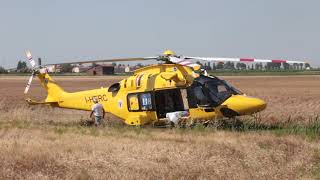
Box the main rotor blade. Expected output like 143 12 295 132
45 57 158 66
185 57 306 64
169 56 201 70
24 74 34 94
26 50 36 68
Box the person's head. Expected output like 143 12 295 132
93 97 99 103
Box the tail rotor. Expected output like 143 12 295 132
26 50 36 69
24 50 37 95
24 72 34 94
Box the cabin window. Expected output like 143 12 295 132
128 94 139 111
140 93 152 110
127 92 154 111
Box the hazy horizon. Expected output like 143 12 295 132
0 0 319 68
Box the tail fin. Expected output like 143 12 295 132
37 72 66 102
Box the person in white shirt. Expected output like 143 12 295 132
90 97 105 127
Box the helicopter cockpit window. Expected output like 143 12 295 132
206 81 232 101
187 75 242 108
222 80 243 95
217 85 227 93
194 86 211 106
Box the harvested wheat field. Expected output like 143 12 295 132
0 75 320 179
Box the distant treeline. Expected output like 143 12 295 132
1 60 318 75
197 61 311 71
207 69 320 76
0 66 7 74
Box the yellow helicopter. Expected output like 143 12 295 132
24 50 305 126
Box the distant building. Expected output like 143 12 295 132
86 64 114 75
72 66 88 73
46 65 58 73
125 66 130 73
72 66 80 73
114 65 139 74
114 65 126 74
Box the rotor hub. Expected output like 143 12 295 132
163 50 176 56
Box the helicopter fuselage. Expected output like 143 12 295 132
34 64 266 126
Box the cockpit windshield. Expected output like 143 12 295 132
204 78 242 103
187 75 242 108
221 80 243 95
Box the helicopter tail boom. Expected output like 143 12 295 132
37 72 66 103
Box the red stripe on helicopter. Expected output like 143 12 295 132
272 60 286 63
240 58 254 62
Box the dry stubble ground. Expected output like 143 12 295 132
0 75 320 179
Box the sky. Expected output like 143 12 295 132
0 0 319 68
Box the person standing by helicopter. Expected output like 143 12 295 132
90 97 105 127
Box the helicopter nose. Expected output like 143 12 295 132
221 95 267 116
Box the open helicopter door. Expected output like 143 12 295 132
154 89 188 119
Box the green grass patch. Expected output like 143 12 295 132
54 126 67 135
226 119 320 140
89 127 100 136
312 149 320 179
1 114 319 140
